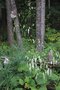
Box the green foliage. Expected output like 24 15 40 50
46 27 60 42
56 83 60 90
0 43 60 90
46 73 60 85
45 27 60 52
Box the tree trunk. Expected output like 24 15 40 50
0 7 2 18
0 7 2 40
36 0 41 51
36 0 45 51
6 0 14 46
40 0 45 50
48 0 50 9
10 0 22 48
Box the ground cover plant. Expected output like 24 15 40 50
0 42 60 90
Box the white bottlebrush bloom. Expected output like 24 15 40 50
56 52 59 57
23 25 25 28
56 60 57 64
39 58 42 63
4 58 9 64
50 61 53 64
31 59 34 68
28 28 30 35
35 73 39 80
45 64 48 69
46 68 52 75
5 57 9 64
1 56 9 64
25 55 29 60
34 57 37 63
29 63 32 71
32 39 35 44
43 72 45 79
32 57 37 68
31 7 34 9
34 57 37 61
32 24 34 26
28 27 30 35
46 68 50 75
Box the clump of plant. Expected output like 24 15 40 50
0 43 60 90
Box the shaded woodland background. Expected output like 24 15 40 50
0 0 60 90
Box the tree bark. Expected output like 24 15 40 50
40 0 45 50
36 0 41 51
10 0 22 48
36 0 45 51
48 0 50 9
0 7 2 41
6 0 14 46
0 7 2 18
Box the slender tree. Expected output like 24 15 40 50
0 7 2 18
36 0 45 51
40 0 45 50
10 0 22 48
48 0 50 9
0 7 2 41
6 0 14 46
36 0 41 51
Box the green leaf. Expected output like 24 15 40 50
25 77 30 83
30 87 37 90
11 76 18 86
19 79 24 85
29 79 35 87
